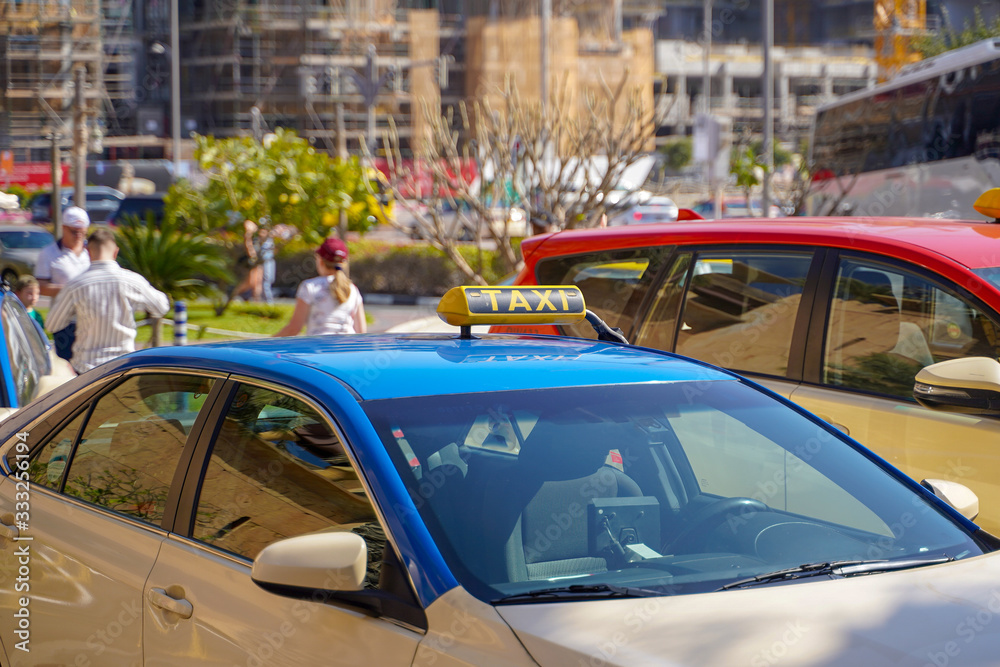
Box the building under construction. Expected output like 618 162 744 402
0 0 660 168
0 0 130 163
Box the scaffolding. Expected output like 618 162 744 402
180 1 455 154
0 0 130 161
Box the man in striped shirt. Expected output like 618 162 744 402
46 227 170 374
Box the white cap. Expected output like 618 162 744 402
63 206 91 229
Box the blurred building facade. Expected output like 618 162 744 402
1 0 997 167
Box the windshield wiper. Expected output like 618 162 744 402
493 583 665 605
718 556 953 591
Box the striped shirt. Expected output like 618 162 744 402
46 260 170 373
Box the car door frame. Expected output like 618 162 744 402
798 248 1000 393
0 367 228 665
166 374 429 631
627 242 829 386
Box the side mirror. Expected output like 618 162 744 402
251 531 367 594
922 478 980 522
913 357 1000 414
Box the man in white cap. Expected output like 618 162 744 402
36 206 92 297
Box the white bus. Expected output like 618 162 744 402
809 38 1000 219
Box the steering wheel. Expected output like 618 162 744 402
662 497 768 554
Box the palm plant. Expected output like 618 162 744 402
115 213 231 345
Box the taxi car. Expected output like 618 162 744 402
501 190 1000 537
2 287 1000 666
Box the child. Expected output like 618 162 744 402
13 275 44 328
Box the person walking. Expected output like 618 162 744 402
258 225 276 304
230 218 262 301
274 236 366 336
46 227 169 374
36 206 93 360
35 206 91 297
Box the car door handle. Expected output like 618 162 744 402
147 588 193 619
817 417 850 436
0 520 18 541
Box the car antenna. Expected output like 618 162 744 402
584 311 629 344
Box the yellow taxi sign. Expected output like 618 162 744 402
974 188 1000 221
437 286 586 326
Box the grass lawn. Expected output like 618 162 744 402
137 301 296 344
38 301 296 345
38 300 375 345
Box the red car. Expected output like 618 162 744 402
500 207 1000 535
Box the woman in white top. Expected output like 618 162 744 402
274 236 367 336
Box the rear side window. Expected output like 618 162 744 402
535 246 672 339
672 252 813 377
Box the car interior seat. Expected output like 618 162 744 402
480 420 648 583
846 268 933 367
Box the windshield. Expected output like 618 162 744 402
0 230 54 249
972 267 1000 292
363 381 984 602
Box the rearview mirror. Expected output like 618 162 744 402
922 478 979 522
251 531 367 593
913 357 1000 415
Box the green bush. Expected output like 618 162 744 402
4 185 31 209
273 240 507 297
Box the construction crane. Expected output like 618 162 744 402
874 0 926 81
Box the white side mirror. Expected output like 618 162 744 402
922 478 980 522
914 357 1000 414
252 531 367 593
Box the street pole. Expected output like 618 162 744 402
73 66 86 210
541 0 550 111
336 102 348 241
762 0 774 217
366 44 377 157
50 133 62 236
170 0 181 178
702 0 717 219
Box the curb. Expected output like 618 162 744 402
362 293 440 307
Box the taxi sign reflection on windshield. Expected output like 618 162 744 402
437 286 586 327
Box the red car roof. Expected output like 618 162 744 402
521 217 1000 271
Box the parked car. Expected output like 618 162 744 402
693 197 784 219
0 285 997 666
607 198 680 226
106 192 166 226
501 189 1000 537
30 186 125 224
0 225 55 285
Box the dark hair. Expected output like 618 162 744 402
87 226 117 250
13 275 38 292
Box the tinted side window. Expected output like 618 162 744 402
27 411 87 491
192 385 381 584
674 252 813 376
535 246 673 339
61 374 214 525
634 253 692 351
824 259 1000 398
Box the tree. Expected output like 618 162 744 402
913 8 1000 58
730 143 761 213
183 129 387 245
115 213 231 345
163 128 387 314
376 75 660 283
659 137 693 173
728 136 796 215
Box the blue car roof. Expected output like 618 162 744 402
120 333 734 400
